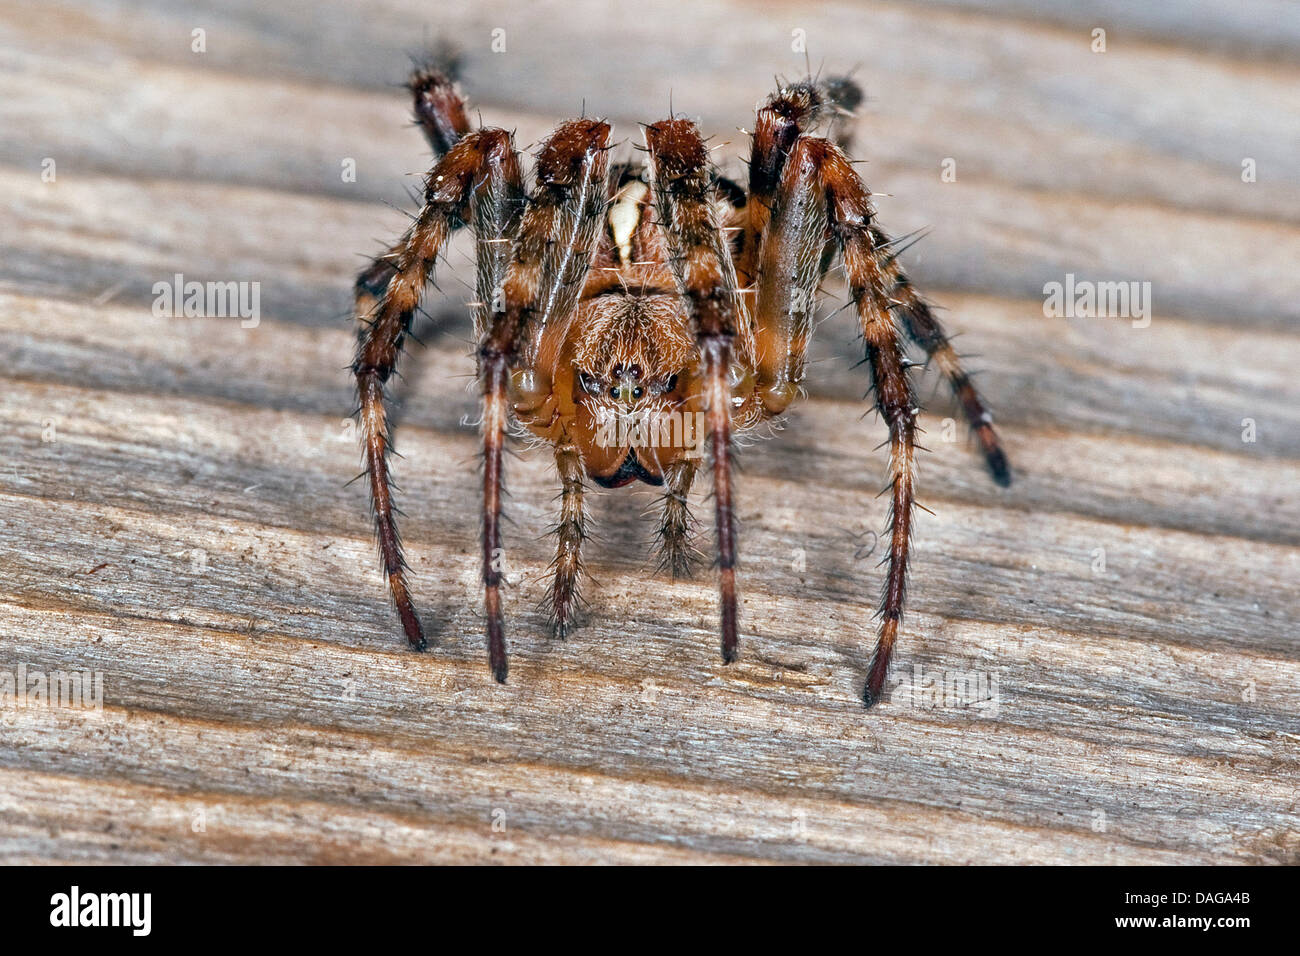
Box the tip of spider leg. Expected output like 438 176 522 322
403 625 428 651
399 607 427 652
987 449 1013 487
864 646 891 707
492 661 509 683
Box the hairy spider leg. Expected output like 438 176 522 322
745 80 1012 704
869 225 1012 486
645 119 746 664
749 115 828 419
655 458 700 579
736 77 859 290
410 67 473 156
549 441 586 639
355 69 475 315
353 128 526 653
482 119 611 678
776 136 922 706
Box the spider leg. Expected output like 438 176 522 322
655 459 699 578
871 225 1012 486
549 441 585 639
481 119 612 680
353 128 524 651
645 119 744 663
749 125 829 418
355 68 475 315
409 67 472 156
736 77 862 289
761 135 923 706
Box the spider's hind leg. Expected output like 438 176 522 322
355 67 476 312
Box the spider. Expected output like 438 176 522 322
351 65 1011 707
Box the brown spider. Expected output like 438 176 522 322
352 66 1011 706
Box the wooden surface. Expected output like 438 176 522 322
1 0 1298 864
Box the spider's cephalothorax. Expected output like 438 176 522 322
352 67 1011 706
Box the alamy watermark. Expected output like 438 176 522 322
152 272 260 328
50 886 150 936
1043 273 1151 328
594 407 707 459
890 663 999 718
1 663 103 717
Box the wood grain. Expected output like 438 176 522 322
0 0 1297 864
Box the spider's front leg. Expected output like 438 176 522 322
481 119 611 679
645 120 746 663
748 127 922 704
776 137 925 706
747 81 1012 704
352 126 524 651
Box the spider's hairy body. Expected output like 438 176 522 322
351 65 1012 706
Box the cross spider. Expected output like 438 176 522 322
351 65 1011 706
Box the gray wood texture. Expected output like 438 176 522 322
0 0 1297 864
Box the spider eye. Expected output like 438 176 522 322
659 373 679 393
578 371 603 395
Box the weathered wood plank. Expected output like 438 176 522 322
2 286 1297 861
0 0 1297 864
